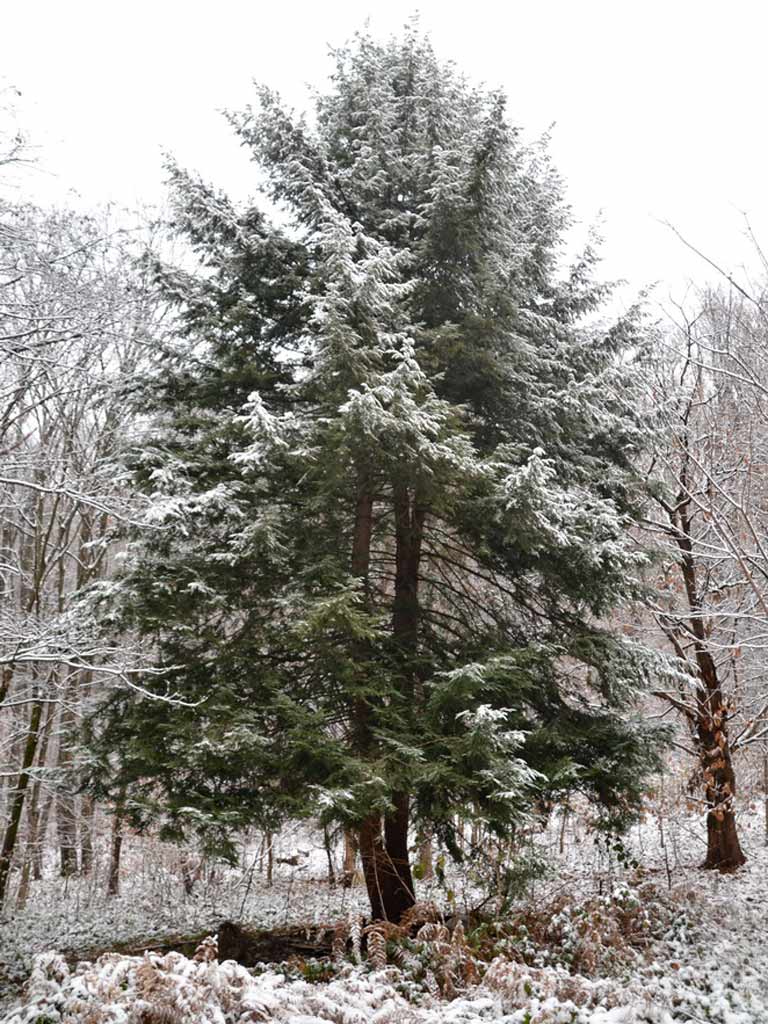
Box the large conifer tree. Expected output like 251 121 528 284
91 25 664 922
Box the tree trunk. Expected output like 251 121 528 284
419 836 434 880
358 814 386 921
668 493 746 871
80 795 95 876
107 803 124 897
350 484 385 917
77 666 95 876
33 792 54 880
350 485 375 759
691 640 745 871
16 856 31 910
377 482 425 920
358 800 416 923
0 698 43 904
558 806 568 856
349 478 419 922
355 483 426 923
258 831 275 887
384 791 415 916
392 483 424 654
342 829 359 887
0 666 12 707
322 824 336 886
699 708 745 870
18 702 55 901
180 853 202 896
703 805 744 870
56 696 79 877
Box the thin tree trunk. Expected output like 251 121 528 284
77 666 95 876
0 698 43 904
323 824 336 886
180 853 202 896
258 830 275 886
342 829 358 887
558 806 568 856
0 667 13 831
33 792 54 880
392 482 424 653
471 818 482 849
18 702 55 901
16 856 31 909
0 666 12 707
419 836 434 880
80 795 95 876
350 485 375 753
106 802 124 897
56 695 79 877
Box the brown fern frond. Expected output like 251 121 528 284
366 927 388 969
135 1007 184 1024
332 919 349 963
364 920 403 941
192 935 218 963
399 899 441 932
350 913 363 963
415 922 450 945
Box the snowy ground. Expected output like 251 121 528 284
2 809 767 1022
0 828 372 999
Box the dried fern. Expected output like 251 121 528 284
346 913 364 964
192 935 218 963
332 919 349 964
399 899 441 933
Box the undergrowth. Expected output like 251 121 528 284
0 877 704 1023
324 878 693 997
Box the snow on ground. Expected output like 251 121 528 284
2 810 768 1022
1 948 639 1024
0 826 370 1005
0 858 370 1000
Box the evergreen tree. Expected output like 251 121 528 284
89 24 666 922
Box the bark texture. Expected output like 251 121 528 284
667 474 746 871
0 698 43 904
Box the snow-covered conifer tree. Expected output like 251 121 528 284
89 24 666 922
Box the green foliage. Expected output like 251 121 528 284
87 23 666 867
593 831 642 872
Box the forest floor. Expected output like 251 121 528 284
1 808 767 1022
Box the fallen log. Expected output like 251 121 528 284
70 920 335 969
217 920 334 965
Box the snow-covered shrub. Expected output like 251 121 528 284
3 938 422 1024
479 879 689 976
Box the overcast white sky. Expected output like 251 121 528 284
4 0 768 306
